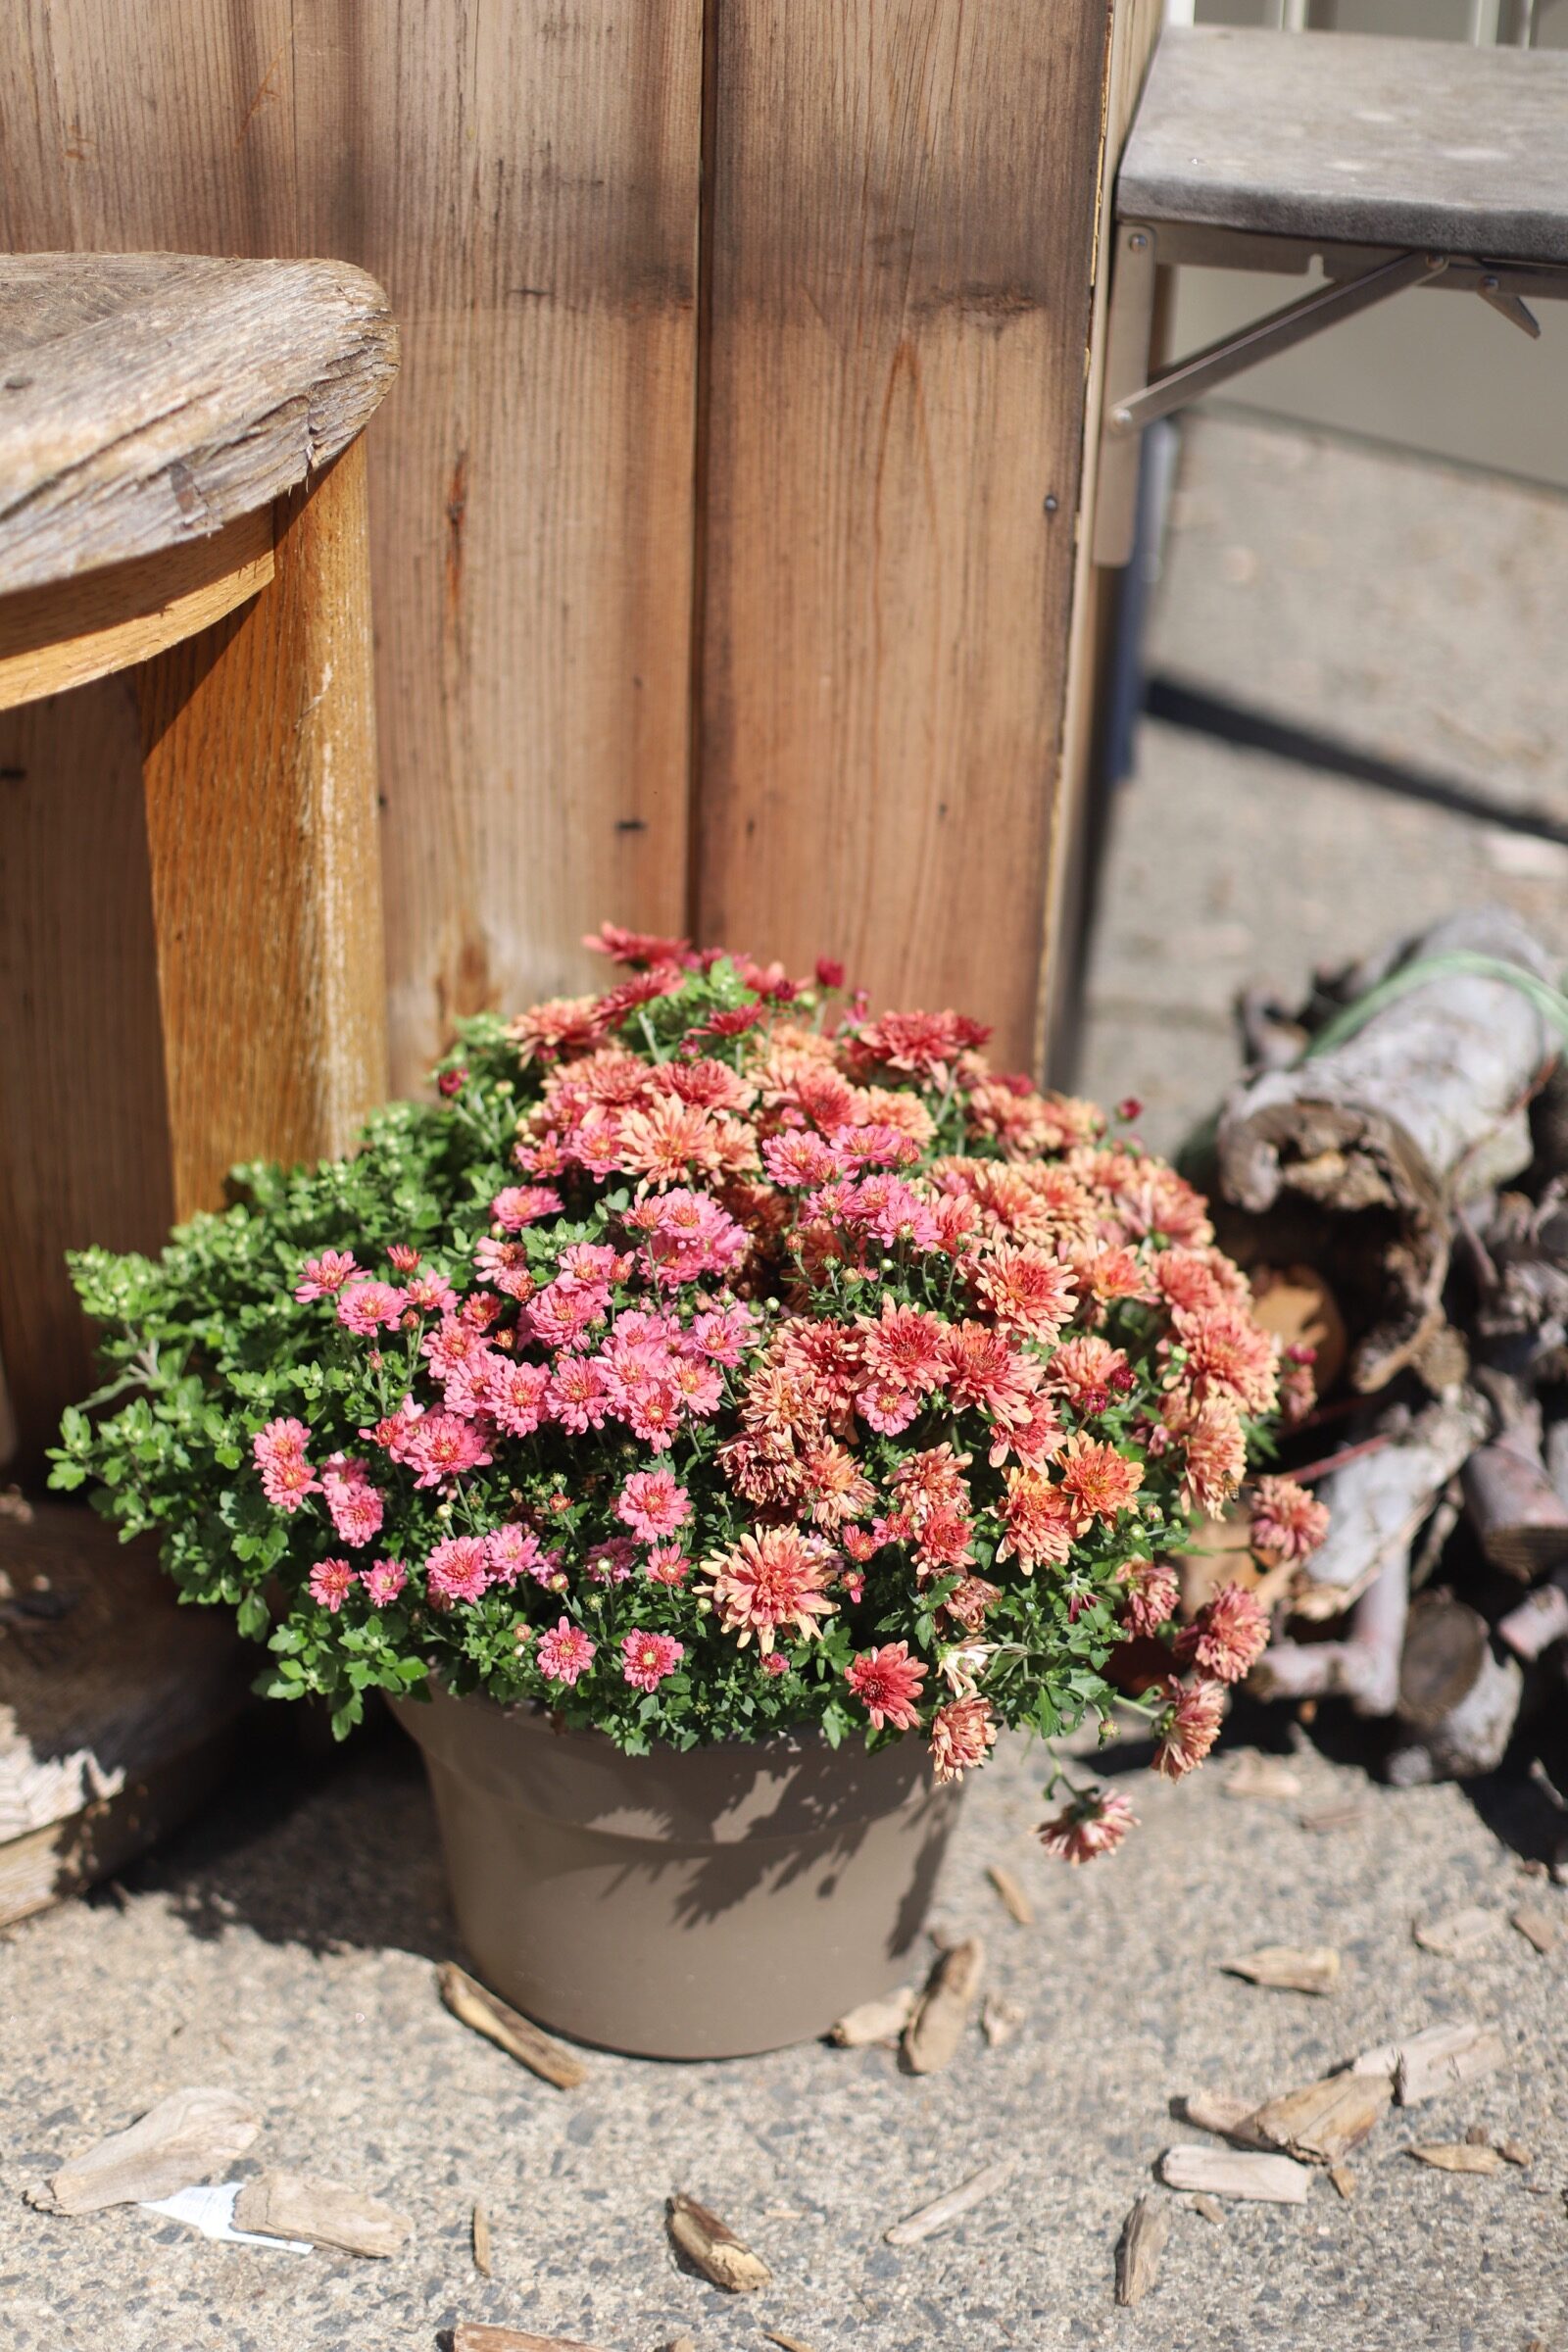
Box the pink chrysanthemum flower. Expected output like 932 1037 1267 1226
615 1467 692 1543
425 1535 491 1607
1152 1679 1227 1780
705 1526 838 1655
645 1544 691 1587
1056 1432 1143 1529
308 1557 356 1614
1249 1474 1330 1565
537 1617 596 1686
253 1417 320 1514
1177 1583 1269 1684
585 1538 638 1586
620 1630 684 1691
845 1641 929 1732
404 1411 494 1490
928 1695 998 1783
360 1557 408 1606
1038 1787 1137 1865
295 1250 359 1301
336 1279 407 1337
1118 1557 1179 1637
484 1525 548 1587
320 1456 385 1548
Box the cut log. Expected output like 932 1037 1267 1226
1283 1391 1489 1623
1388 1595 1523 1786
1462 1388 1568 1582
1216 909 1559 1391
0 1506 249 1925
1497 1573 1568 1662
1250 1547 1410 1716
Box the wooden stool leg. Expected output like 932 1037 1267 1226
0 676 174 1472
136 441 389 1218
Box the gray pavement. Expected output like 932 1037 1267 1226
6 413 1568 2351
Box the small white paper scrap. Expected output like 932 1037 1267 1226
139 2180 314 2253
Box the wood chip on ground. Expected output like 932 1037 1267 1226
763 2331 820 2352
452 2329 612 2352
666 2191 772 2292
1499 2139 1534 2166
1511 1904 1559 1953
1245 2072 1391 2165
1222 1944 1342 1996
1113 2196 1170 2307
1408 2142 1508 2175
1374 2021 1506 2106
981 1995 1025 2048
439 1962 587 2089
828 1985 915 2047
33 2086 261 2215
985 1863 1034 1926
1159 2146 1311 2204
232 2171 411 2257
1328 2164 1354 2200
903 1936 985 2075
1413 1906 1504 1959
472 2202 493 2276
884 2159 1014 2246
1190 2192 1224 2225
1179 2090 1269 2146
1298 1801 1367 1835
1222 1751 1303 1802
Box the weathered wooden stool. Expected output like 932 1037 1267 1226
1095 26 1568 563
0 254 397 1918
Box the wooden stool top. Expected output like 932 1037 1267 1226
0 255 397 593
1119 25 1568 268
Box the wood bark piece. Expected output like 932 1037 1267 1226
1113 2196 1170 2307
1179 2091 1269 2147
1222 1945 1342 1996
904 1937 986 2075
0 255 397 590
1159 2146 1311 2204
981 1996 1026 2049
1498 2139 1534 2166
232 2172 410 2258
1511 1905 1559 1954
829 1986 916 2047
1244 2073 1391 2165
453 2330 612 2352
1216 909 1559 1392
439 1964 586 2090
1190 2191 1225 2225
1368 2021 1506 2106
1413 1907 1504 1959
1284 1393 1489 1623
1390 1595 1524 1786
38 2086 259 2214
884 2160 1015 2246
1409 2142 1507 2175
666 2192 771 2293
1223 1753 1304 1803
986 1863 1035 1927
1329 2164 1355 2201
471 2203 493 2277
763 2332 820 2352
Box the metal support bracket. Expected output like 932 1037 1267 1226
1091 220 1557 566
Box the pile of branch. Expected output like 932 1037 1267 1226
1197 908 1568 1804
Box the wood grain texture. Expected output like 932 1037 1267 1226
0 4 703 1090
0 509 272 711
1043 0 1162 1079
693 1 1126 1071
0 674 173 1467
0 255 396 591
1121 26 1568 265
137 443 387 1218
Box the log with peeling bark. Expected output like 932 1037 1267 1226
1217 909 1559 1393
1462 1376 1568 1580
1281 1391 1490 1624
1250 1547 1411 1717
1387 1593 1524 1786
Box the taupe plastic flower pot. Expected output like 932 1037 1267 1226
392 1683 959 2059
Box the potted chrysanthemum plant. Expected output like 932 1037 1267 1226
51 927 1325 2057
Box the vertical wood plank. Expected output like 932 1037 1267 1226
0 1 703 1090
694 1 1130 1072
1044 0 1164 1081
136 446 387 1217
0 678 173 1470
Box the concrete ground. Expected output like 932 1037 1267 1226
6 414 1568 2351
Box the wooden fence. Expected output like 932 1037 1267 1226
0 0 1156 1469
